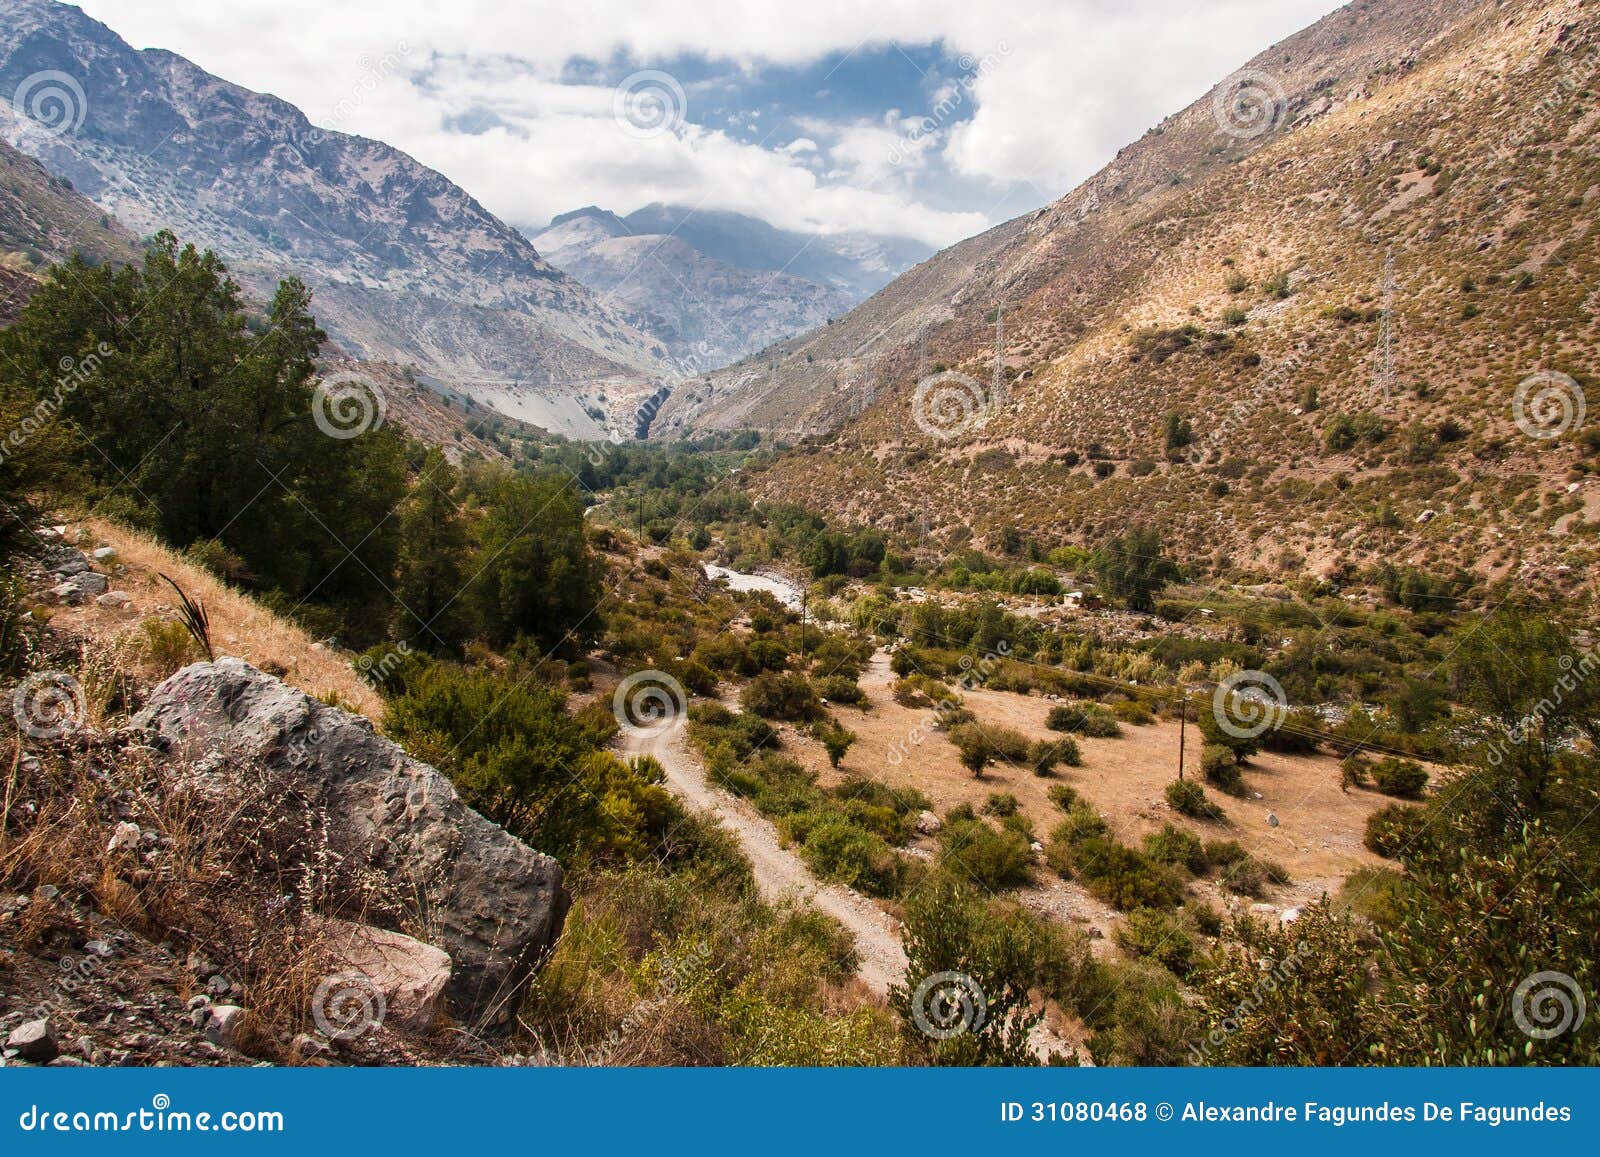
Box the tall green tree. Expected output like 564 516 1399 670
465 467 601 652
1091 526 1179 612
394 449 470 655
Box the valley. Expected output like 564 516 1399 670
0 0 1596 1074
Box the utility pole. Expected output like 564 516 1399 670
1177 695 1187 780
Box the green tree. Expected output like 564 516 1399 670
394 448 471 655
890 877 1043 1065
466 467 601 651
1091 527 1179 612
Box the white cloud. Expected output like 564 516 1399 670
72 0 1341 246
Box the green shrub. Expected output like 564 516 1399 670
1046 702 1122 737
813 674 865 705
982 792 1020 818
1258 707 1322 754
797 816 903 896
741 671 823 721
938 819 1034 891
1048 784 1082 812
1028 737 1081 775
1166 778 1226 821
1112 699 1155 725
1201 743 1244 794
1114 907 1196 978
1218 856 1268 897
1364 802 1425 859
1188 901 1224 936
1202 839 1247 869
1143 823 1207 874
1370 756 1429 799
1071 837 1183 911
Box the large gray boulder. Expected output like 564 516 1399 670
135 659 568 1026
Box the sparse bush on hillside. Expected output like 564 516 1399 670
1166 778 1227 821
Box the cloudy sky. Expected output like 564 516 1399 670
73 0 1337 248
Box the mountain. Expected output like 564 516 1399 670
660 0 1600 596
530 206 852 372
530 204 932 373
0 0 674 431
0 136 137 322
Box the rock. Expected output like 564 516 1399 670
91 547 118 563
75 572 109 596
1281 907 1302 924
107 822 142 854
48 552 90 578
207 975 231 997
47 1056 86 1067
915 810 942 836
7 1019 58 1063
136 659 568 1026
50 583 86 606
313 919 452 1035
83 939 115 958
291 1033 333 1061
204 1005 249 1048
96 591 133 609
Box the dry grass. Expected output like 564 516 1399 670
0 733 390 1061
53 517 382 720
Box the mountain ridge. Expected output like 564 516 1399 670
0 0 675 404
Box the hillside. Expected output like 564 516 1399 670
0 137 136 321
0 0 674 404
531 205 930 372
660 0 1600 596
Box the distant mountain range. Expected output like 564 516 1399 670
0 0 679 438
530 205 932 373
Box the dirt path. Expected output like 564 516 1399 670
618 722 909 996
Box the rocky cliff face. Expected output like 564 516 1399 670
0 0 672 390
135 659 569 1027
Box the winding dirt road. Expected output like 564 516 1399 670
618 721 909 995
